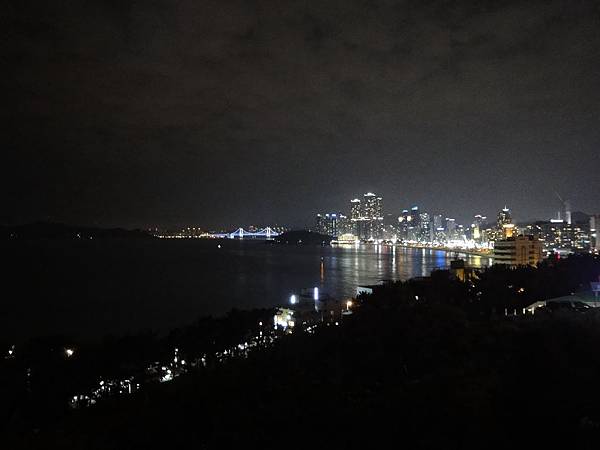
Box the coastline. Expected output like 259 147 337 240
396 243 492 258
332 241 492 259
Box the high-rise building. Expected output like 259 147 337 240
337 214 351 235
383 214 398 240
419 212 431 242
494 206 515 239
591 215 600 252
350 199 361 221
410 206 421 228
352 192 384 240
445 217 457 240
564 199 572 225
315 214 326 235
493 235 543 267
429 214 443 243
526 216 593 254
404 206 420 241
497 206 512 228
350 198 362 236
315 213 343 237
472 214 487 243
398 209 410 241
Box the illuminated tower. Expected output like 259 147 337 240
362 192 383 240
398 209 410 240
497 206 514 238
350 198 361 236
591 215 600 252
564 200 572 225
472 214 487 243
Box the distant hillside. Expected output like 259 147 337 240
273 229 332 245
0 222 153 240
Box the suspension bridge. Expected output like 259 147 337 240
211 227 281 240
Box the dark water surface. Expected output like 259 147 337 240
2 239 491 341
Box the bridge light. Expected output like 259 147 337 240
313 287 319 300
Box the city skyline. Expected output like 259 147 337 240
310 192 589 231
4 0 600 229
311 191 598 254
150 192 592 232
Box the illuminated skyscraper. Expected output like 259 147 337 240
407 206 420 241
350 198 361 221
350 198 362 236
497 206 515 238
472 214 487 243
497 206 512 229
350 193 383 240
564 200 572 225
446 218 457 240
432 214 445 243
315 213 325 234
315 213 344 237
591 215 600 252
361 192 384 240
419 212 431 242
337 214 351 235
398 209 410 240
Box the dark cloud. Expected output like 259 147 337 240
3 0 600 227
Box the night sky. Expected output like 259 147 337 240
4 0 600 229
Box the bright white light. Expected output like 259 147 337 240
65 348 74 357
313 287 319 300
290 295 297 304
346 300 352 309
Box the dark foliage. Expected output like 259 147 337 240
3 254 600 449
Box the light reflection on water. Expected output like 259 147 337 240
2 240 489 340
319 244 488 299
